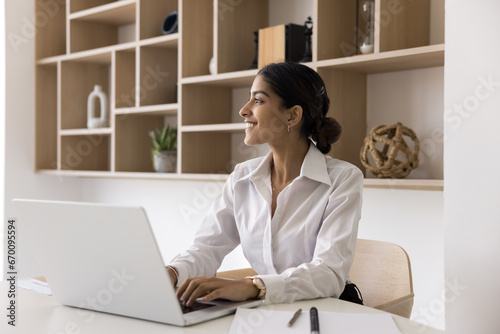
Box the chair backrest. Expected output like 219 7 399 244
349 239 414 318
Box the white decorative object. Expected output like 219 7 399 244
360 44 374 54
360 0 375 54
87 85 109 129
209 57 216 75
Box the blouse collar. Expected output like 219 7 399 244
245 143 333 187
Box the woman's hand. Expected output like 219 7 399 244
176 277 259 307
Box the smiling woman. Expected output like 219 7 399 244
168 62 363 307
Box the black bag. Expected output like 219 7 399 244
339 283 363 305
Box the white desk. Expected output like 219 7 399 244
1 282 443 334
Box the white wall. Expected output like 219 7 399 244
2 0 82 279
444 1 500 332
360 188 444 329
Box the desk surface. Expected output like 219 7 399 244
1 282 443 334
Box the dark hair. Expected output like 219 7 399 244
257 62 341 154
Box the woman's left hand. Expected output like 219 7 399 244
176 277 259 307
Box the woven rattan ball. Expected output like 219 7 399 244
360 122 420 178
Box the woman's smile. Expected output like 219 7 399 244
245 122 256 131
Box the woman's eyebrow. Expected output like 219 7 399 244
250 90 270 97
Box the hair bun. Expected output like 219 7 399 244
313 117 342 154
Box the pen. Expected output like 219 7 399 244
287 308 302 327
310 307 319 334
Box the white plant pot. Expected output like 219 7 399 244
153 151 177 173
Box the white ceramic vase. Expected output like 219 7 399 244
87 85 110 129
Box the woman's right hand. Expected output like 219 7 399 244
176 276 260 307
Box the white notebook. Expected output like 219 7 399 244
228 308 401 334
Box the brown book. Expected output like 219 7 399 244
258 24 306 68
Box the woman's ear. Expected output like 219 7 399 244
287 105 303 129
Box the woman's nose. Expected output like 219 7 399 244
239 101 251 118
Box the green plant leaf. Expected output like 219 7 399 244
149 130 159 150
150 125 177 151
160 126 169 150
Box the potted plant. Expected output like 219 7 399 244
149 125 177 173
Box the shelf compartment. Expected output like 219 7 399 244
377 0 430 53
114 114 175 173
69 1 137 53
61 59 111 130
316 0 432 61
316 0 358 60
316 44 444 74
181 0 213 78
364 66 444 180
181 85 232 126
139 0 178 40
36 64 58 170
35 0 66 59
181 130 267 175
115 49 137 108
317 68 367 172
138 45 178 106
181 132 232 174
216 0 268 74
60 134 111 171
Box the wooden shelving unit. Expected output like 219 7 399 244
35 0 444 190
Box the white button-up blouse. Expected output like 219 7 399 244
170 143 363 304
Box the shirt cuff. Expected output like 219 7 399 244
168 262 190 286
255 274 286 304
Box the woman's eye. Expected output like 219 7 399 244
254 98 263 104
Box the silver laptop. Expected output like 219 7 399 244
13 199 263 326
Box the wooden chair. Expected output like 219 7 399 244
349 239 414 318
217 238 414 318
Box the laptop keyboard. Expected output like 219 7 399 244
179 300 216 314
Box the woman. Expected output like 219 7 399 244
168 62 363 307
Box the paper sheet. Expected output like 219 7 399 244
228 308 401 334
17 278 53 296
